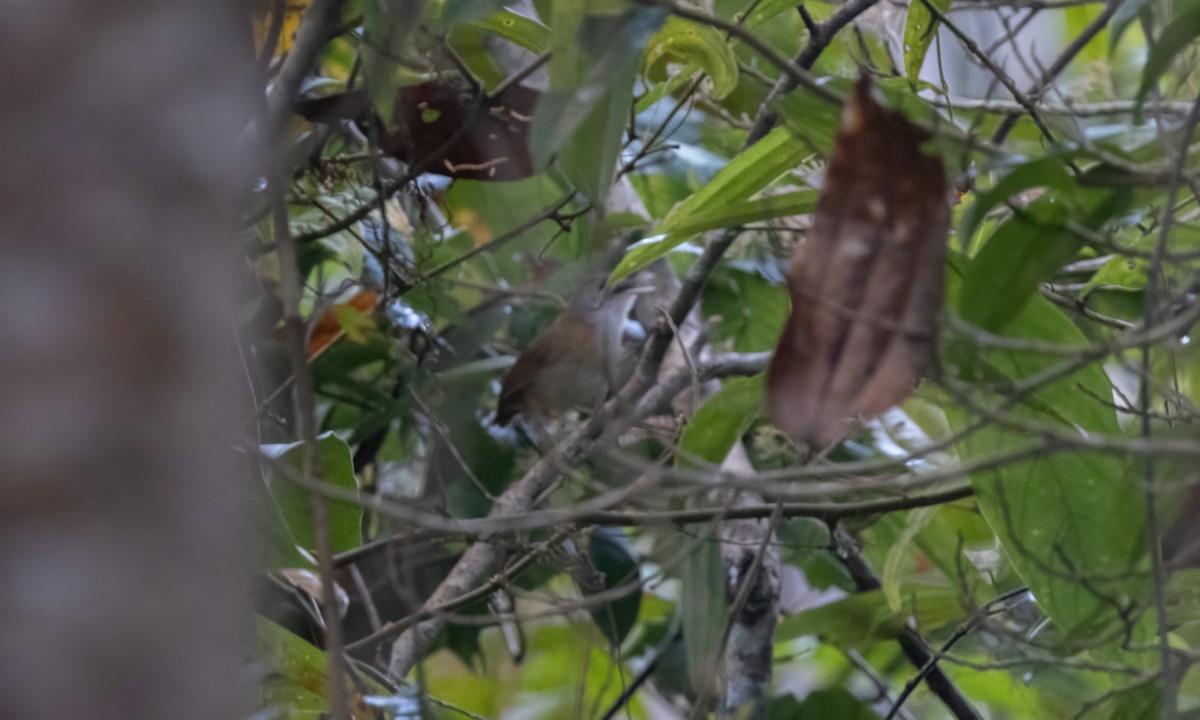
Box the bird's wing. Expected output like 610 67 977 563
495 342 556 425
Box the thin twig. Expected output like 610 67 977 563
744 0 883 146
266 0 344 133
270 153 349 720
990 0 1118 145
1138 95 1200 719
834 526 983 720
885 588 1031 719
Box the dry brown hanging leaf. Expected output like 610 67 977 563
295 81 539 181
767 75 949 446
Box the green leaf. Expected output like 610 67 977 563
659 130 809 233
587 527 643 646
774 689 876 720
362 0 423 127
776 585 963 648
557 61 637 204
681 530 725 696
1082 255 1148 295
959 190 1129 332
257 617 391 718
904 0 954 88
1105 684 1162 720
677 374 765 469
1110 0 1153 53
743 0 802 29
645 16 739 100
774 86 842 154
438 0 506 28
612 127 809 281
259 479 316 571
945 263 1148 639
703 268 789 352
959 199 1072 332
264 432 363 555
959 157 1076 252
666 189 818 238
880 507 937 612
1135 2 1200 121
470 8 550 54
530 7 666 171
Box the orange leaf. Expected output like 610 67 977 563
252 0 311 57
307 290 379 356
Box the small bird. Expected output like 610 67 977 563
495 277 647 427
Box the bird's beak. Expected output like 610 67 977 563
607 278 656 298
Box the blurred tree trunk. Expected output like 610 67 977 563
0 2 254 719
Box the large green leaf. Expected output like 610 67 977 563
256 617 392 720
644 16 739 99
703 268 789 352
959 157 1076 252
773 86 842 154
1110 0 1154 53
437 0 505 28
1106 684 1163 720
1135 1 1200 121
612 128 809 280
946 263 1148 639
904 0 954 88
587 527 643 646
681 530 726 696
769 689 876 719
676 374 765 469
471 8 550 54
557 63 637 205
666 189 818 238
743 0 802 29
959 189 1129 332
775 585 963 648
533 6 665 204
264 432 363 555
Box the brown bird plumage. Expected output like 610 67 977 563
496 279 643 426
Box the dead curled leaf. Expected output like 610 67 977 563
295 80 539 181
767 75 950 446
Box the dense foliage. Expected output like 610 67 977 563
246 0 1200 718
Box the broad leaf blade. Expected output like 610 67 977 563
959 190 1129 332
611 127 809 281
265 432 363 555
257 618 391 719
681 529 726 696
471 9 550 54
1135 4 1200 121
587 527 643 646
904 0 954 88
945 265 1148 638
530 8 666 171
959 157 1076 252
677 374 765 469
645 16 739 99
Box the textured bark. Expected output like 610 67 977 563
0 3 254 719
716 445 780 720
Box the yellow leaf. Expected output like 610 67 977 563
252 0 312 57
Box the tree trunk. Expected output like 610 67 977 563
0 3 255 719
